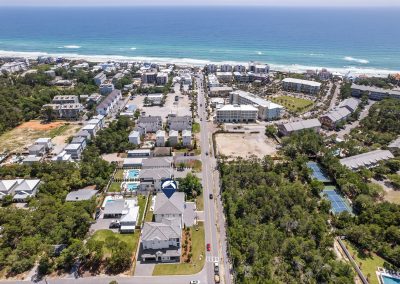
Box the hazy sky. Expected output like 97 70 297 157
0 0 399 6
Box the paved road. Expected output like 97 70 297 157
196 72 232 284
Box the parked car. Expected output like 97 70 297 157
109 220 120 228
190 281 200 284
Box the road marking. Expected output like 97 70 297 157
206 255 220 263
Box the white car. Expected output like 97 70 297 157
190 281 200 284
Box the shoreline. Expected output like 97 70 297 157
1 49 398 77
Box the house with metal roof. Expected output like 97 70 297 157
12 179 41 202
339 150 394 170
338 98 360 113
319 107 352 129
279 119 322 136
141 157 173 169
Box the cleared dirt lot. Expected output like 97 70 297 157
215 132 278 158
0 120 81 153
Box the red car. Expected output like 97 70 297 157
207 243 211 251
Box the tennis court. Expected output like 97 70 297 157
322 186 352 214
307 161 332 183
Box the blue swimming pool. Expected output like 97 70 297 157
127 183 139 192
382 275 400 284
127 169 140 179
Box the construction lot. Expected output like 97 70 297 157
129 92 191 122
0 120 81 153
215 132 278 158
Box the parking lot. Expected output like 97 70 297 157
129 89 191 122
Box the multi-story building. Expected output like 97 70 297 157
216 72 233 83
99 83 115 95
136 116 163 134
94 72 107 86
142 72 157 84
205 64 218 73
278 119 322 136
351 84 400 100
207 74 220 88
52 95 79 104
168 115 192 131
220 64 233 72
319 108 352 129
156 73 169 85
156 130 166 147
282 78 321 94
64 143 83 160
168 130 179 146
128 130 141 145
0 61 28 74
234 65 246 72
230 90 283 121
248 62 269 74
182 130 192 147
216 104 258 123
42 103 84 120
209 86 234 97
96 89 122 116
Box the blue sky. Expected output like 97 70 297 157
0 0 399 6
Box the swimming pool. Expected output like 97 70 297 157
126 182 139 192
382 275 400 284
126 169 140 179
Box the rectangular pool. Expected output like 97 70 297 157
382 275 400 284
127 182 139 192
126 169 140 179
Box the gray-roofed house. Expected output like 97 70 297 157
154 192 185 226
168 130 179 147
103 199 126 218
13 179 40 202
141 222 181 262
136 116 163 134
65 189 98 202
28 144 46 156
0 180 18 199
338 98 360 113
278 119 321 136
167 116 192 131
139 168 173 191
319 107 352 129
339 150 394 170
142 157 173 169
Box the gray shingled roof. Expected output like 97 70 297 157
141 222 181 242
142 157 172 168
65 189 98 201
281 119 321 133
139 168 173 180
154 192 184 215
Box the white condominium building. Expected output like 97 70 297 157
282 78 321 94
216 104 258 123
230 90 283 121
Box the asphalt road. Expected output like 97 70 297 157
195 72 232 284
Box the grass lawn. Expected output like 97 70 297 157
195 194 204 211
90 229 140 256
343 240 387 284
108 182 121 193
114 169 125 180
144 198 154 222
192 122 201 133
137 195 147 227
153 222 205 275
271 95 314 113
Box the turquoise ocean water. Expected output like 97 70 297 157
0 7 399 73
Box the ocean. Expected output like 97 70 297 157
0 7 399 75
